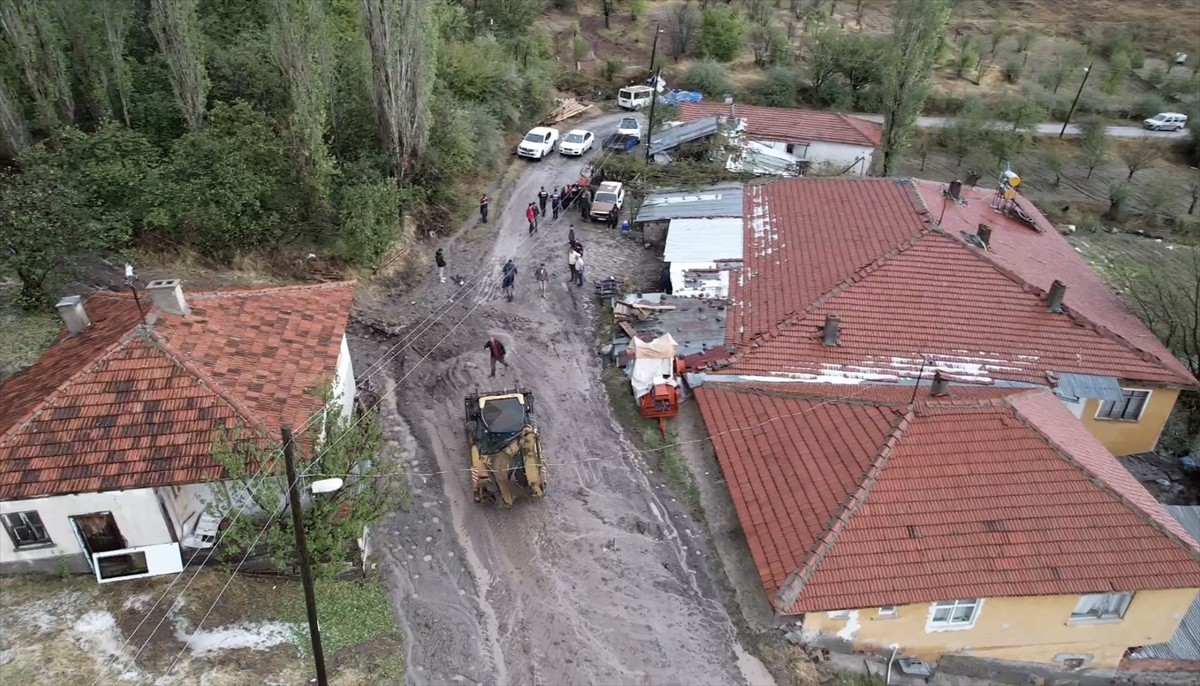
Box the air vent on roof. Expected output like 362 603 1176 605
930 371 949 397
55 295 90 334
947 180 962 201
822 313 840 347
977 224 992 249
146 278 190 317
1046 280 1067 313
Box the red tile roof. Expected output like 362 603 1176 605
0 282 356 500
695 383 1200 614
679 102 883 148
718 178 1196 388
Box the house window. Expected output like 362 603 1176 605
827 610 851 618
1070 592 1132 622
1096 389 1150 421
929 599 980 628
2 511 52 548
879 606 897 617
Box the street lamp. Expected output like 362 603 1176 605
282 426 345 686
1059 63 1093 139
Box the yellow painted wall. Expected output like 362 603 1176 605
805 588 1198 669
1080 386 1179 457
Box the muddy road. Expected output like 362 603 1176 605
349 112 772 686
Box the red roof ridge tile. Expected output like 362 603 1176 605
183 279 358 301
948 233 1196 387
773 408 915 611
1006 399 1200 561
712 229 933 370
0 327 141 445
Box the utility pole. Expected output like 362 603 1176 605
648 23 661 74
283 425 328 686
1059 62 1093 139
644 66 662 164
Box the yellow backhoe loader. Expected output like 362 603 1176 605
464 390 546 507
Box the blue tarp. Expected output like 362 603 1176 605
658 90 703 106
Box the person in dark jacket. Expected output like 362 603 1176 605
484 336 508 377
538 186 549 214
435 248 446 283
568 224 576 247
501 259 518 301
479 194 489 223
550 189 561 220
607 207 619 230
579 190 591 219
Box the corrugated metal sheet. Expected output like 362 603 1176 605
1130 506 1200 661
648 115 720 155
663 218 744 264
613 293 730 360
634 183 744 223
1055 372 1125 402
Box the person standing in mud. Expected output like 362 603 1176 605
578 188 591 219
567 244 579 282
479 194 489 223
535 263 549 298
435 248 446 283
501 259 518 301
484 336 508 377
550 188 561 220
538 186 549 215
573 251 585 287
568 224 576 247
525 202 536 235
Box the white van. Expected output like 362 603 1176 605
1142 112 1188 131
618 85 654 110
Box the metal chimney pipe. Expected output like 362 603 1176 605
930 371 949 397
948 180 962 200
1046 280 1067 313
822 314 840 347
977 224 992 249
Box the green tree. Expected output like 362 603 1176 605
149 0 209 131
1103 50 1130 94
334 181 400 267
1041 43 1087 93
682 60 731 96
995 95 1045 133
956 40 979 79
362 0 434 181
1041 147 1065 188
1104 179 1130 221
0 0 75 135
0 165 124 307
1077 116 1109 179
0 72 30 156
937 112 985 166
666 1 701 61
753 66 800 107
749 22 790 67
98 0 134 127
1016 30 1036 65
808 28 886 106
879 0 951 176
697 6 744 63
149 102 298 256
1119 136 1161 181
207 390 396 579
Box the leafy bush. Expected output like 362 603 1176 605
682 60 732 97
957 43 980 79
334 181 401 268
1003 60 1022 83
751 67 800 107
602 59 623 83
1132 93 1169 120
1104 51 1131 94
1146 66 1168 88
698 7 745 62
1021 83 1071 120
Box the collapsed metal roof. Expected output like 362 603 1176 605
648 115 720 156
634 182 745 223
662 218 744 264
1054 372 1126 402
1129 505 1200 662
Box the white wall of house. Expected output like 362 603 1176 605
0 489 174 563
161 478 284 542
333 334 356 420
751 139 873 176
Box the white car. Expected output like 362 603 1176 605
1142 112 1188 131
518 127 560 159
616 117 642 140
558 129 595 156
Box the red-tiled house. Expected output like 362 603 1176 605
695 383 1200 669
678 102 882 176
0 280 356 582
702 177 1196 456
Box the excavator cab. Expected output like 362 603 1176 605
464 390 546 507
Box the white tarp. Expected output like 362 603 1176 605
630 335 679 400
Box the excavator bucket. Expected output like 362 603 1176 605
464 390 545 507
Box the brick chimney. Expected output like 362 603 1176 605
977 224 992 249
1046 280 1067 313
55 295 90 334
146 278 190 317
822 313 840 347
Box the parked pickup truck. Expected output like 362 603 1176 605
602 133 639 153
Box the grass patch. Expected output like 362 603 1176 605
282 578 405 682
602 367 702 513
824 673 885 686
0 308 60 377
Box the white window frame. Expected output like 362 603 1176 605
927 599 982 631
827 610 851 619
1095 388 1150 422
2 510 53 549
878 605 898 617
1069 592 1133 623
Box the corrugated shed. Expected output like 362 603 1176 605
1055 372 1126 402
648 115 720 155
1131 506 1200 661
663 218 744 263
634 183 744 223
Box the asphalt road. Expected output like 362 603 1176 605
854 114 1190 139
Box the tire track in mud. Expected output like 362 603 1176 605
361 112 773 686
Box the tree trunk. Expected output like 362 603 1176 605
100 0 133 127
0 71 31 156
149 0 209 132
361 0 433 183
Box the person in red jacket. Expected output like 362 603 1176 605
526 203 537 235
484 336 509 377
